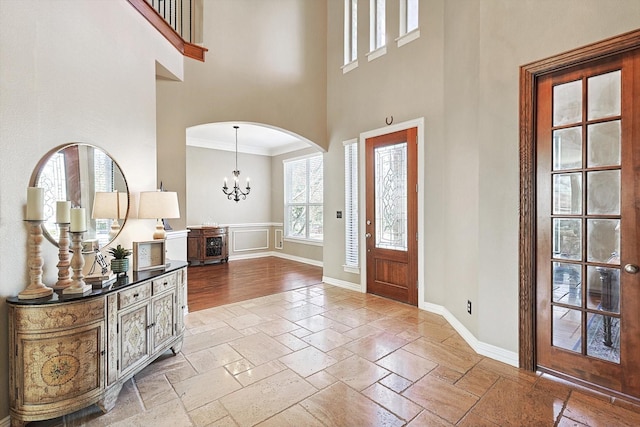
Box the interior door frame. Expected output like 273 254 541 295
519 29 640 371
359 118 425 306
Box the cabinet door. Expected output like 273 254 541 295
176 269 186 333
151 291 175 353
16 321 104 408
118 304 149 375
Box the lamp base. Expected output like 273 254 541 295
153 219 166 239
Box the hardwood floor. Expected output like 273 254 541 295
187 256 323 312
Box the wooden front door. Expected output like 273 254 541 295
535 48 640 398
365 128 418 305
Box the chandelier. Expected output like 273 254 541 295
222 125 251 202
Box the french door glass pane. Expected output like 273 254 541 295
587 121 621 167
552 306 581 353
553 127 582 170
553 218 582 260
553 80 582 126
375 142 408 251
552 262 582 307
553 173 582 215
586 313 620 363
587 170 620 215
588 70 621 120
587 219 620 263
586 266 620 313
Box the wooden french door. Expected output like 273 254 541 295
535 49 640 397
365 128 418 305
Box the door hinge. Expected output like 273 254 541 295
416 183 418 193
417 280 419 289
416 232 419 241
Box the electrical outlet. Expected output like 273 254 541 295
467 300 472 315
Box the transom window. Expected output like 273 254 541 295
370 0 386 52
284 154 323 242
344 0 358 65
400 0 418 35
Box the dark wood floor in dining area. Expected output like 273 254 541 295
187 256 323 312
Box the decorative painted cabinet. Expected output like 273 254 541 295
187 226 229 265
7 262 187 427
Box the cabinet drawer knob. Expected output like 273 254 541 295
133 293 139 298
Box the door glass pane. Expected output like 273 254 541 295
553 173 582 215
553 80 583 126
588 70 621 120
553 306 581 353
587 121 621 167
587 266 620 313
553 127 582 170
553 218 582 260
375 142 407 251
586 313 620 364
587 170 620 215
587 219 620 263
553 262 581 307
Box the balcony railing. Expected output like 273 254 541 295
147 0 195 43
127 0 207 62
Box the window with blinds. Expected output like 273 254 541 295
284 154 323 242
344 140 359 268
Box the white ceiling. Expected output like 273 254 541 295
186 122 311 156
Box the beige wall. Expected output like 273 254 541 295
0 0 185 420
325 0 640 353
157 0 328 231
186 146 272 225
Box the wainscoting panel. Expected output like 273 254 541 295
232 228 269 252
274 229 283 250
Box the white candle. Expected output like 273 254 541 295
26 187 44 220
70 207 86 232
56 201 71 223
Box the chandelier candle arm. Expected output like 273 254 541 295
222 125 251 202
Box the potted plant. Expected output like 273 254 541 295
108 244 131 274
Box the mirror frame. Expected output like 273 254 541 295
30 143 130 248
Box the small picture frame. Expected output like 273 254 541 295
133 240 166 271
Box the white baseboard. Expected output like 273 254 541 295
421 301 518 367
0 415 10 427
228 250 323 268
322 275 362 292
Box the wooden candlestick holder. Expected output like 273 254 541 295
18 220 53 300
53 222 72 290
62 231 92 295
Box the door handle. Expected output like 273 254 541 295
365 233 372 238
624 264 639 274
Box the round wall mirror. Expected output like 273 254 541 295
32 143 129 248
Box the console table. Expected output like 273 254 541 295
187 226 229 265
7 261 188 427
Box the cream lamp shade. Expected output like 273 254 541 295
138 190 180 239
92 191 128 240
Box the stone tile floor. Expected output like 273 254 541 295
33 283 640 426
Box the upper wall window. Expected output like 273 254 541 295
284 154 324 242
344 0 358 65
398 0 419 47
370 0 386 52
